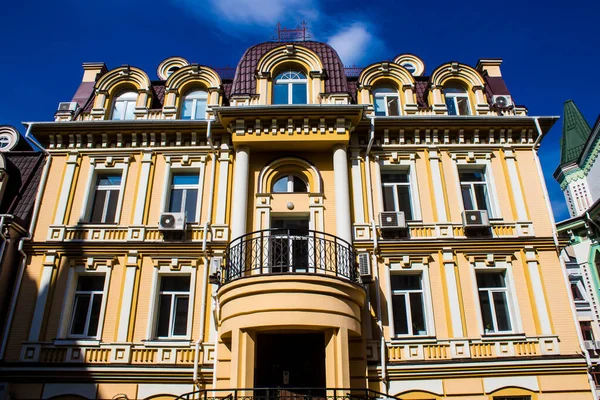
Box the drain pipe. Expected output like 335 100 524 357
194 118 217 387
365 115 387 391
0 122 51 360
533 117 598 399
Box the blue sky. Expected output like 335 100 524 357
1 0 598 221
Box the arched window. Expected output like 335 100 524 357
273 71 307 105
181 89 208 120
444 84 471 115
111 91 137 120
373 87 400 116
272 174 308 193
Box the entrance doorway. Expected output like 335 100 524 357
254 333 326 394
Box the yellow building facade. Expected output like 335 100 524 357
0 41 594 400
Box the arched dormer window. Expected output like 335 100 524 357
273 71 307 105
373 87 401 116
444 84 471 115
111 90 137 120
272 174 308 193
181 89 208 120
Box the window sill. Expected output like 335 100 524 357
54 339 101 346
143 339 191 347
480 332 526 341
390 336 437 344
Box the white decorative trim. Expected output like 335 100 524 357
133 151 154 224
29 252 59 341
483 375 538 393
117 251 139 342
389 379 444 396
215 147 231 225
230 146 250 240
53 153 79 225
137 384 195 399
333 144 352 244
350 152 365 224
451 154 502 219
377 154 422 220
442 248 464 337
524 247 552 335
504 149 528 221
428 150 447 222
160 155 207 223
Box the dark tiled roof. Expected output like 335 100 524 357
230 41 348 96
151 83 165 109
72 81 96 110
1 153 45 226
346 79 358 103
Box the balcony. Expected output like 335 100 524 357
224 229 359 284
176 388 393 400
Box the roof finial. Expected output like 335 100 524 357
273 21 312 42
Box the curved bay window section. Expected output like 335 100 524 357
224 229 358 284
444 84 471 115
181 89 207 120
373 87 401 116
273 70 308 105
111 90 137 120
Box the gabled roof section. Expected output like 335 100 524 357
0 153 45 226
560 100 591 165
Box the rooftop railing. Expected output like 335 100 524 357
224 229 359 284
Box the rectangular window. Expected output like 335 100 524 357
571 280 586 302
273 84 289 105
90 174 122 223
69 275 105 337
459 168 491 213
156 275 191 338
381 170 414 220
476 270 512 333
391 274 427 336
580 321 594 341
169 173 199 222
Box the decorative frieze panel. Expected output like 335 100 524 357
46 224 228 242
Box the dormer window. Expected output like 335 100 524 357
444 85 471 116
272 174 308 193
181 89 208 120
273 71 307 105
373 87 400 116
111 91 137 120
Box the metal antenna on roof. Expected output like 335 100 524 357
273 21 312 42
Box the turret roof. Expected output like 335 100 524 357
560 100 592 165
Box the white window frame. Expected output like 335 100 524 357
471 261 521 335
453 158 501 219
181 89 208 120
111 91 138 121
444 86 471 116
80 160 129 225
570 277 589 305
376 159 422 221
272 174 308 193
146 263 197 341
386 261 435 338
57 264 112 341
161 158 206 224
273 70 308 105
373 87 401 116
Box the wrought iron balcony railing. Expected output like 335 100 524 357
176 388 395 400
224 229 359 284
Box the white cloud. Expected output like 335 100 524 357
327 22 380 66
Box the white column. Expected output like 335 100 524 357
54 153 79 225
504 149 528 221
117 251 139 342
443 249 463 337
29 252 58 341
525 248 552 334
429 150 448 222
215 144 231 225
333 144 352 243
133 151 153 225
350 151 365 224
230 146 250 240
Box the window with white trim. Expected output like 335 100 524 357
459 167 491 214
69 275 105 338
571 278 588 303
168 172 200 222
111 91 137 120
90 174 122 223
391 273 427 336
373 87 400 116
156 275 191 338
273 71 308 105
381 170 415 220
272 174 308 193
580 320 595 341
181 89 208 120
444 85 471 116
476 270 513 333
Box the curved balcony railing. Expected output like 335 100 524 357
224 229 359 284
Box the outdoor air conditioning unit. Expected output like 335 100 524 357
492 95 513 108
358 253 372 283
209 256 223 284
379 211 407 230
159 212 186 231
462 210 490 228
584 340 596 350
57 101 79 112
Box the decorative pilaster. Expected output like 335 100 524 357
333 144 352 244
117 251 140 342
133 151 154 225
230 146 250 240
524 247 552 335
54 152 79 225
428 150 448 222
442 249 464 337
28 251 59 341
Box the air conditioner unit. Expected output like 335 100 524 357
358 253 372 283
462 210 490 228
492 95 513 108
584 340 595 350
159 212 186 231
57 101 79 112
209 256 223 284
379 211 407 230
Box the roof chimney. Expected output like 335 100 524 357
81 62 108 83
476 59 503 77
